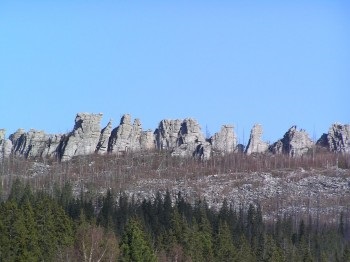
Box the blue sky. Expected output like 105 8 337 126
1 1 349 144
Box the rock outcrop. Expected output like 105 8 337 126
9 129 50 158
1 113 348 161
194 142 212 160
210 125 237 154
171 118 205 157
42 134 63 158
317 123 350 153
61 113 103 161
108 114 153 153
245 124 269 155
96 121 112 154
140 130 155 151
269 126 313 157
154 119 183 150
0 129 12 159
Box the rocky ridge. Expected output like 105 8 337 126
1 113 349 160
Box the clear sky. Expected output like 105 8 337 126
1 1 349 144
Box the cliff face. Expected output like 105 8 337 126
1 113 349 161
317 124 350 154
269 126 314 157
245 124 269 155
60 113 103 161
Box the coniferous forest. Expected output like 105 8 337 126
1 179 350 261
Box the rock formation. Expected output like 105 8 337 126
42 134 63 158
193 142 212 160
108 114 152 154
9 129 50 158
269 126 313 157
140 130 155 151
1 112 348 161
210 125 237 154
171 118 205 157
96 120 112 154
154 119 183 150
317 123 350 153
0 129 12 159
245 124 269 155
61 113 103 161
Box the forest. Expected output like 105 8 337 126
1 178 350 262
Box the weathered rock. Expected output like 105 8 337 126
269 126 313 157
42 134 64 158
172 118 205 157
154 119 183 150
140 130 155 150
96 120 112 154
245 124 269 155
61 113 103 161
194 141 212 160
210 125 237 154
320 123 350 153
108 115 148 153
0 129 12 159
9 129 50 158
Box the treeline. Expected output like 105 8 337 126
1 180 350 261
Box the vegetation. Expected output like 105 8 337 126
0 150 349 260
0 179 350 261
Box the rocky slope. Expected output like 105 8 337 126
1 113 349 160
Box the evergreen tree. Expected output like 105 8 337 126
237 235 256 262
119 218 156 262
8 178 24 203
215 221 237 262
97 188 115 230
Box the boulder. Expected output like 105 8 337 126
61 113 103 161
245 124 269 155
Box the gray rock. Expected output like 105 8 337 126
194 141 212 160
61 113 103 161
210 125 237 154
140 130 155 151
9 129 49 158
108 114 148 153
321 123 350 153
245 124 269 155
172 118 205 157
42 134 64 158
0 129 12 159
154 119 183 150
269 126 313 157
96 120 112 154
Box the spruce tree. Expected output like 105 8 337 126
119 218 156 262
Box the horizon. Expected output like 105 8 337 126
1 1 349 143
